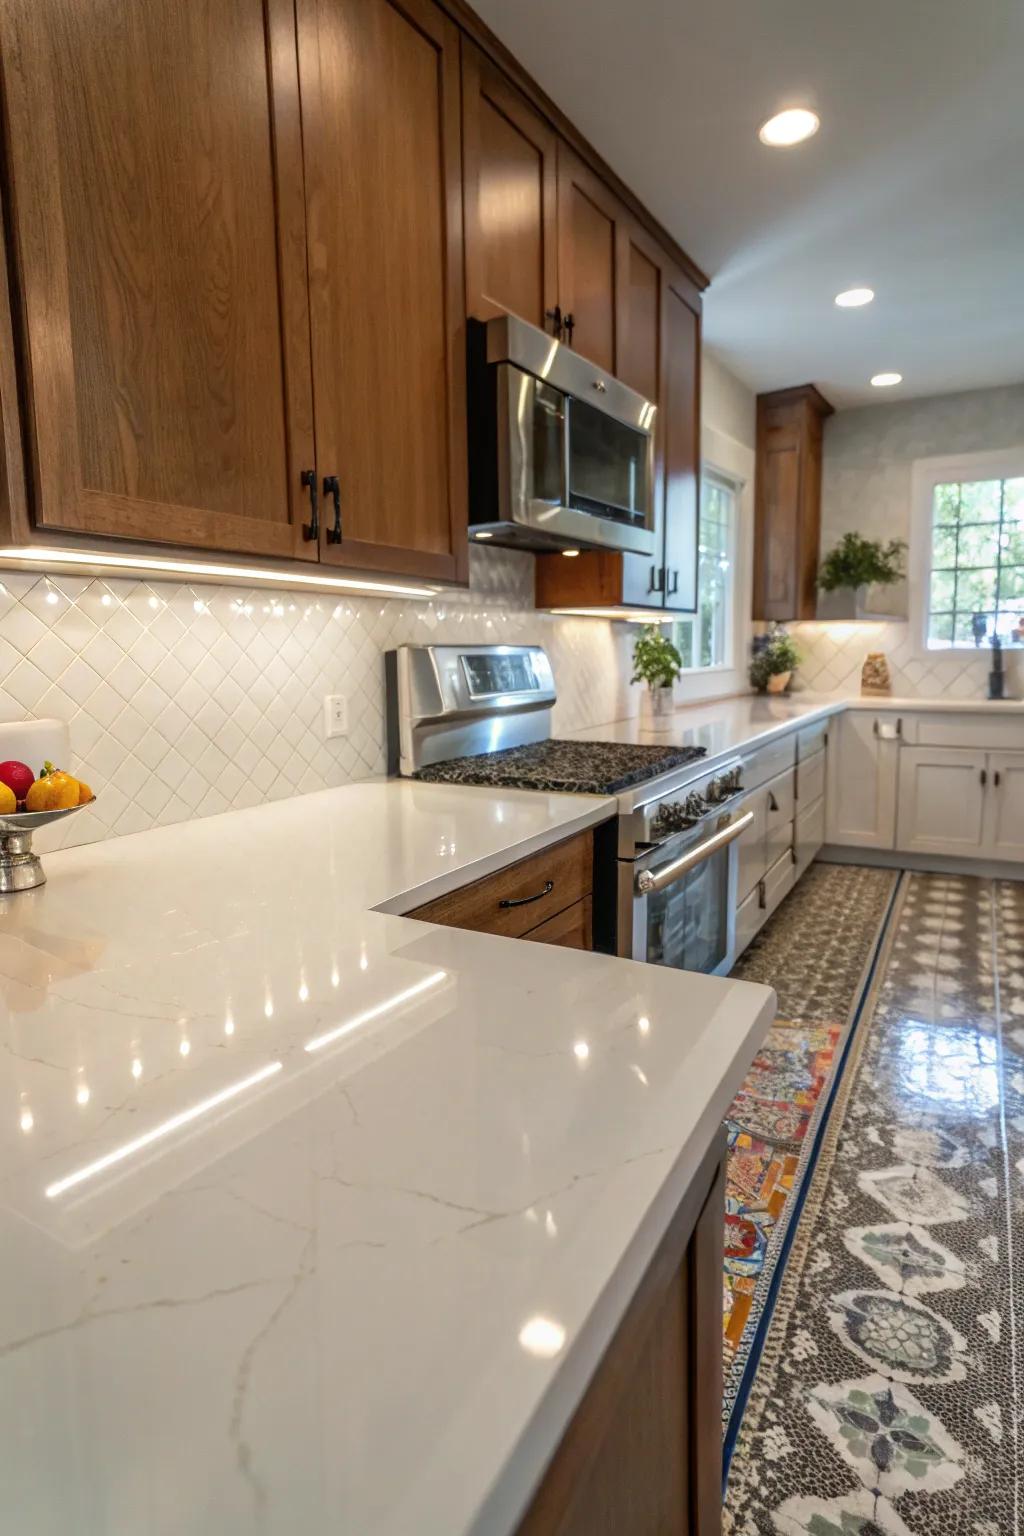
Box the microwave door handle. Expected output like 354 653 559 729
635 810 755 895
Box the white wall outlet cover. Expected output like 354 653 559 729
323 695 348 739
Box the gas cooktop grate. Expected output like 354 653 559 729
415 738 706 796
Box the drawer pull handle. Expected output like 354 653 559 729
499 880 554 909
768 790 779 812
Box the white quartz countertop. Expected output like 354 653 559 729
565 689 1024 770
0 779 775 1536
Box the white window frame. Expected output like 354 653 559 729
910 444 1024 653
675 463 741 676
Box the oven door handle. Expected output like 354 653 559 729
635 810 754 895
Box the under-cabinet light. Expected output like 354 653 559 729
561 548 580 558
0 546 438 600
546 607 676 623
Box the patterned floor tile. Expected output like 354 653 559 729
804 1374 965 1498
725 871 1023 1536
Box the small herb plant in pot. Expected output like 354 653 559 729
749 629 799 695
631 625 682 718
817 532 906 619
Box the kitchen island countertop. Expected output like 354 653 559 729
0 778 774 1536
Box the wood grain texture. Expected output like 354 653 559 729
534 550 627 608
557 148 619 374
661 279 700 614
434 0 708 295
409 829 593 939
0 0 316 558
523 894 592 950
515 1134 726 1536
462 39 558 329
618 234 660 403
753 385 834 621
299 0 468 584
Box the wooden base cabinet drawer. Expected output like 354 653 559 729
409 829 593 939
525 896 592 950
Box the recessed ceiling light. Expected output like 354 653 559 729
835 287 874 308
870 372 903 388
758 108 820 148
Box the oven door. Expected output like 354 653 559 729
619 809 754 976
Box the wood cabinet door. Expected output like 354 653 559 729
0 0 317 560
897 746 987 856
462 42 558 330
660 279 700 612
754 418 801 621
297 0 468 585
826 713 898 849
557 147 623 374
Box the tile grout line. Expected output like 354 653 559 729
989 879 1021 1536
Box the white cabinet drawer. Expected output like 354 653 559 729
797 718 828 761
743 733 797 791
764 766 795 863
796 746 825 806
795 793 825 879
901 712 1024 749
735 882 765 959
736 787 768 903
763 846 796 921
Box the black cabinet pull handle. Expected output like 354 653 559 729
544 306 563 339
647 565 664 595
301 468 319 542
563 312 575 345
499 879 554 910
324 474 342 544
668 569 679 596
768 790 779 812
758 878 766 910
995 770 1002 787
981 768 988 786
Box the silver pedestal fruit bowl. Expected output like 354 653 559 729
0 798 96 892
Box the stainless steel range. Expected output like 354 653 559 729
386 644 752 975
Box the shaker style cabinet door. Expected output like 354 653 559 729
556 147 622 375
297 0 469 584
0 0 317 559
462 40 559 331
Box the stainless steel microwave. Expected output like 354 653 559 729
467 315 657 556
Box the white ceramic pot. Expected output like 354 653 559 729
649 685 674 718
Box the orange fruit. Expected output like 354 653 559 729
0 782 16 814
25 770 80 812
77 779 93 805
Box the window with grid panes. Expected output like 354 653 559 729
928 476 1024 647
674 471 735 669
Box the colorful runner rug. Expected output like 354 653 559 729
723 862 901 1442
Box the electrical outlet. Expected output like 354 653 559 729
323 695 348 739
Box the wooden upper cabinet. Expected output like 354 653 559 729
557 148 623 374
660 279 700 611
462 40 558 331
753 385 834 621
0 0 317 561
618 226 663 403
296 0 467 585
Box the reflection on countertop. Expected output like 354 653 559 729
0 776 773 1536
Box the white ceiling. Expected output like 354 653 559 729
470 0 1024 409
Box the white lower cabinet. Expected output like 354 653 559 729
896 746 987 857
795 792 826 879
985 752 1024 860
826 711 899 849
735 881 763 957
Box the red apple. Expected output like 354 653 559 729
0 760 34 802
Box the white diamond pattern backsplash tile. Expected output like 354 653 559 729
0 549 637 851
789 620 1024 700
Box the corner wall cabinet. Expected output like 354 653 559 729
753 384 834 621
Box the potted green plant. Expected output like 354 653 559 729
749 629 800 695
817 532 906 619
631 625 683 718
